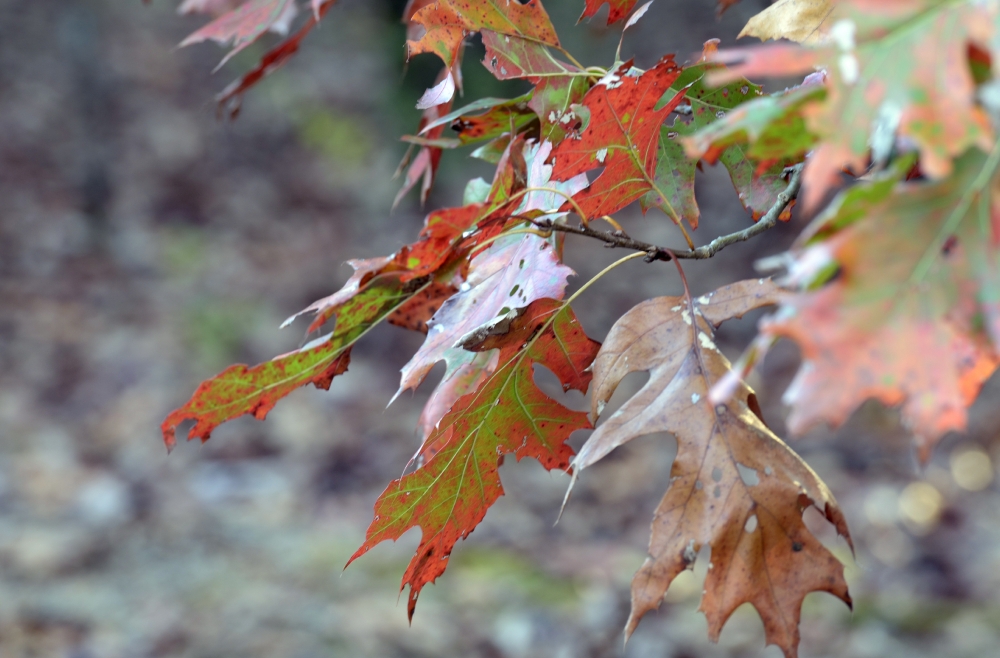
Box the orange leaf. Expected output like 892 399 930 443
762 151 1000 459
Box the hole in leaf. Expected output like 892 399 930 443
593 371 649 424
737 463 760 487
532 363 587 411
586 166 605 184
802 505 844 552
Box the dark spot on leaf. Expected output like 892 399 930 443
942 235 958 256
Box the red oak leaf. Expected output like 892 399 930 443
349 299 599 617
548 56 687 219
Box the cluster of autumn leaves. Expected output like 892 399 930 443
164 1 1000 656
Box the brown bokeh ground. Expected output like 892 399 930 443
3 1 1000 656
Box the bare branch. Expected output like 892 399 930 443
530 163 803 262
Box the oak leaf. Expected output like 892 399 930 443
350 299 599 616
163 184 496 448
549 56 687 219
478 31 590 143
397 232 574 434
480 30 575 81
684 80 821 168
579 0 640 25
738 0 834 44
574 279 852 658
761 151 1000 459
179 0 298 68
645 42 800 227
714 0 995 209
407 0 560 70
162 275 429 449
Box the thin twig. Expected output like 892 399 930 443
528 163 803 262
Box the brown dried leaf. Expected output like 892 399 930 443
575 279 851 658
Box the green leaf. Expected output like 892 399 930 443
162 275 428 449
644 55 809 227
714 0 995 208
684 83 821 164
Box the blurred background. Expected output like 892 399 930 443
3 0 1000 656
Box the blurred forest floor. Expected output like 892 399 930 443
3 0 1000 656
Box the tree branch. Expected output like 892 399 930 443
530 163 803 262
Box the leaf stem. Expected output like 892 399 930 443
468 227 554 256
565 251 647 307
557 46 586 72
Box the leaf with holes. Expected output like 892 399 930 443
548 56 686 219
573 278 852 658
684 81 822 167
408 0 560 70
644 43 802 227
530 76 592 144
480 30 576 81
761 150 1000 460
478 31 590 144
396 232 574 430
349 298 599 617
